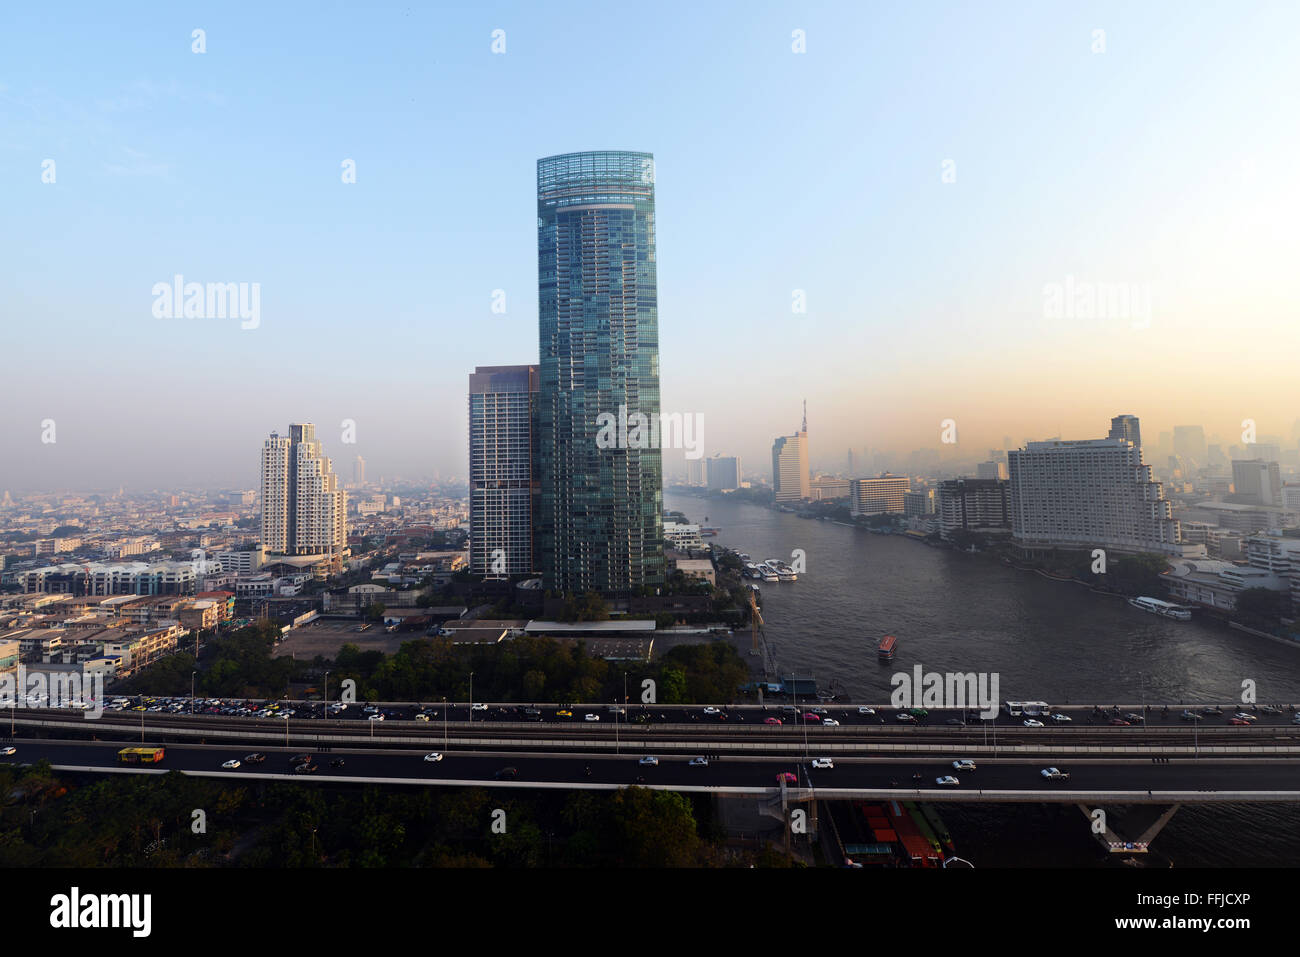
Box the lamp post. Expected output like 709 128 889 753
443 696 448 751
190 671 196 716
323 671 330 721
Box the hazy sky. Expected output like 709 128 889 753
3 1 1298 492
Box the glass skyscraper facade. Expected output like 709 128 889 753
536 151 664 595
469 365 538 577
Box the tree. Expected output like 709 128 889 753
1235 588 1290 628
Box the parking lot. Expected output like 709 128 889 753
270 617 410 659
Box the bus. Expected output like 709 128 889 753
1002 701 1051 718
117 747 165 764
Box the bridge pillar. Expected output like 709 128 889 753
1077 803 1182 854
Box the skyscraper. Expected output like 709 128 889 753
260 424 347 561
535 151 664 595
1232 459 1282 506
469 365 538 576
772 405 810 502
706 455 741 491
353 455 366 487
1107 414 1142 449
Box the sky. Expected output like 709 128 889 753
3 1 1298 492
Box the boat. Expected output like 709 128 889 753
1128 596 1192 621
758 562 779 582
877 634 897 661
700 526 721 537
743 562 762 580
765 558 797 582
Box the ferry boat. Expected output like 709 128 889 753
765 558 797 582
743 562 763 580
1128 596 1192 620
877 634 897 661
700 526 721 537
759 563 780 582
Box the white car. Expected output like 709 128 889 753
369 713 385 721
1040 767 1071 780
1023 719 1045 727
952 759 976 772
935 775 960 787
608 706 625 715
414 713 431 722
703 706 720 715
221 759 241 769
857 706 876 716
584 713 600 722
688 757 709 767
471 703 488 712
0 746 15 757
1234 712 1258 722
818 718 837 727
639 756 659 766
811 758 834 770
1050 712 1072 723
423 752 443 763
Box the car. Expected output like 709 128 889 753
945 717 964 726
811 758 834 770
1124 713 1143 723
688 757 709 767
952 759 976 772
857 706 876 716
1292 714 1300 725
294 762 318 774
1259 704 1282 714
243 753 266 764
1108 718 1130 726
803 713 821 722
908 708 928 718
362 705 378 713
896 712 918 723
1041 767 1071 780
494 767 518 779
289 753 311 764
221 759 241 769
471 703 488 712
556 710 573 718
1050 712 1073 723
1201 706 1224 715
368 713 385 721
1228 717 1251 726
703 706 720 715
1234 712 1258 722
1023 719 1045 727
608 706 625 715
584 713 600 722
1180 710 1202 721
1 746 16 757
935 776 960 787
811 707 829 715
821 718 840 727
639 756 659 766
330 758 346 768
775 772 797 784
423 752 443 762
764 717 783 725
414 713 430 722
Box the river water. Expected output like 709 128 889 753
667 490 1300 866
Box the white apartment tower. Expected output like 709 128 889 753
260 424 347 558
1008 438 1181 553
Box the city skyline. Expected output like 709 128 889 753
5 2 1300 490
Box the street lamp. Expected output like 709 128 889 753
443 696 448 751
323 671 330 720
190 671 196 716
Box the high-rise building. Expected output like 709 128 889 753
260 424 347 560
1173 425 1207 466
976 461 1008 481
1008 438 1181 553
772 404 811 503
904 488 936 517
1107 414 1142 449
706 455 741 491
469 365 538 576
936 478 1010 536
535 151 664 595
353 455 365 487
1232 459 1282 506
849 474 910 516
685 458 706 486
